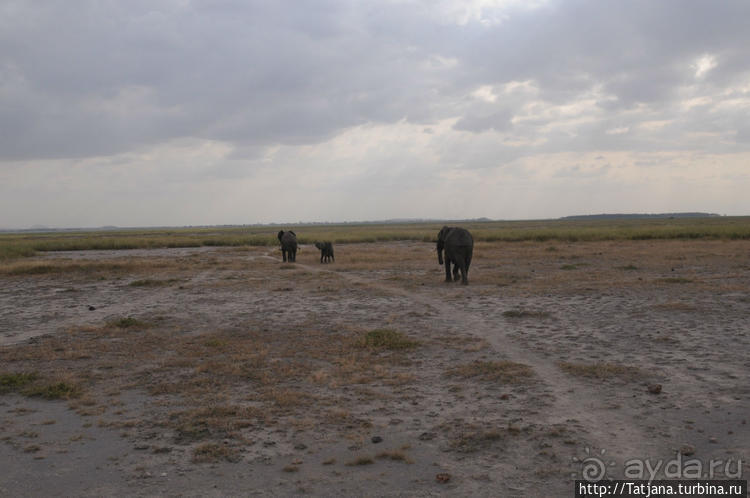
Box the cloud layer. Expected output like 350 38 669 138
2 0 749 227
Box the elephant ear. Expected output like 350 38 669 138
277 230 284 241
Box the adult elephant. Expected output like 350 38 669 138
436 226 473 285
277 230 298 262
314 241 334 263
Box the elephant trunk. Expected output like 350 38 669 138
437 240 444 265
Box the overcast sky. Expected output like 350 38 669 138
1 0 749 228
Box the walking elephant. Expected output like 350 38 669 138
277 230 298 262
314 241 334 263
436 226 473 285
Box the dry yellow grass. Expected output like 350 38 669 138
2 236 747 488
446 360 535 383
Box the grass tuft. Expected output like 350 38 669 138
191 442 240 463
376 450 412 463
450 428 506 453
447 360 534 383
0 372 39 393
1 373 80 399
502 309 551 319
129 279 181 287
357 329 419 350
346 456 375 466
24 381 81 400
109 317 147 329
657 277 693 284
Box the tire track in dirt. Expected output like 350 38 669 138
289 257 661 473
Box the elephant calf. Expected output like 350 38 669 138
314 241 334 263
437 226 473 285
277 230 298 262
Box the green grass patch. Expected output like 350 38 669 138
447 360 534 383
0 244 37 261
23 381 81 400
203 338 226 348
357 329 419 350
346 456 375 466
657 277 694 284
1 372 81 399
5 264 62 275
0 372 39 393
109 317 148 328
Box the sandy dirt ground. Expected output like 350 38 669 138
1 240 749 496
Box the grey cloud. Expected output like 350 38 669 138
1 0 749 163
453 109 513 133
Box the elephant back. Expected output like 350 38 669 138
439 226 473 246
281 231 297 247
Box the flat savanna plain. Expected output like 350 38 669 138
1 223 749 496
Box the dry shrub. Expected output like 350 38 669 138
450 428 506 453
192 442 240 463
171 404 261 443
345 456 375 466
376 450 412 463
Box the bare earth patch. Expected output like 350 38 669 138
1 240 749 496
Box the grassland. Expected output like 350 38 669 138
1 233 749 496
2 216 749 261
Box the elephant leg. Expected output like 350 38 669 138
461 264 469 285
444 260 453 282
453 264 461 281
